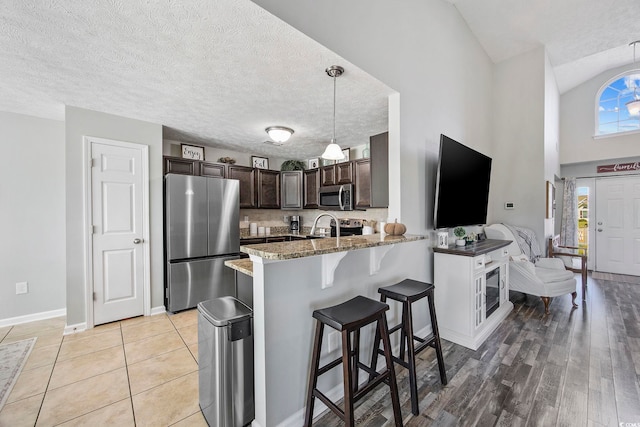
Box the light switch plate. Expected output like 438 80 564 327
16 281 28 294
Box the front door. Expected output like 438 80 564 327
90 138 148 325
595 176 640 275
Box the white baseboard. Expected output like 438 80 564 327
64 322 88 335
0 308 66 328
64 306 166 335
150 306 166 316
1 306 167 334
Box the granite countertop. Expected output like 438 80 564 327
240 232 324 240
225 259 253 276
240 234 427 261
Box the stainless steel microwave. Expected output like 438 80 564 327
318 184 354 211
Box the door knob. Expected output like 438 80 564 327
597 229 603 232
133 238 142 244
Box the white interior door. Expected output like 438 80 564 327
91 139 147 325
595 176 640 275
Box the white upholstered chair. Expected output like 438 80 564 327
484 224 577 314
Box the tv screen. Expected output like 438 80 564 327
434 134 492 229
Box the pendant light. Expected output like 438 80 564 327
626 41 640 116
321 65 346 160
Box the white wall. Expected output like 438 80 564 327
0 112 66 322
252 0 495 280
544 52 561 238
65 106 163 326
560 63 640 165
490 47 547 245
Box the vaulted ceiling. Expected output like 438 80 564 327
447 0 640 93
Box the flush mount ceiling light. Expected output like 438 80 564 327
265 126 294 143
626 41 640 116
321 65 346 160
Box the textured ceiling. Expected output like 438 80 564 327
3 0 639 158
0 0 393 160
447 0 640 93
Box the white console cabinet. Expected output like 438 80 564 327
434 239 513 350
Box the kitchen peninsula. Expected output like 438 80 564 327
227 233 429 427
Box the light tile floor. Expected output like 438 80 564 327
0 309 207 427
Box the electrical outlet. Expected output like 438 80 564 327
16 281 28 294
327 330 340 353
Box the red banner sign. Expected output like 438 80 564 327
597 162 640 173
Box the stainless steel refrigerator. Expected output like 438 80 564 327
165 174 241 312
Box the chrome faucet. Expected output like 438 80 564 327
310 212 340 241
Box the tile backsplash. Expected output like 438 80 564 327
240 208 389 232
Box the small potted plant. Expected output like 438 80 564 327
453 226 466 246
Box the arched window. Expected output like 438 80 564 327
596 72 640 136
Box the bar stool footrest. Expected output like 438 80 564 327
317 356 343 376
354 374 389 401
314 390 345 421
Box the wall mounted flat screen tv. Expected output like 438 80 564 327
434 134 492 229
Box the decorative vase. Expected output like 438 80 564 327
455 239 466 246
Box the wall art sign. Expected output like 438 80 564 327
251 156 269 169
597 162 640 173
181 144 205 161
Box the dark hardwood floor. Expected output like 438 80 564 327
314 274 640 426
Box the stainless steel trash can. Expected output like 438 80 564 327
198 296 254 427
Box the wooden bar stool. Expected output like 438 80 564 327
304 295 403 427
369 279 447 415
